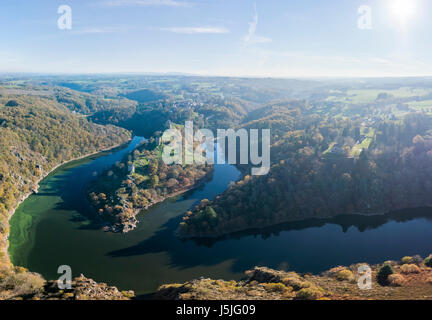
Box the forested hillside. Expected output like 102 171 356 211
53 86 137 114
91 95 248 137
0 92 131 298
179 102 432 238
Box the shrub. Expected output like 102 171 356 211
295 286 324 300
14 266 28 274
281 277 310 291
284 271 300 279
179 293 192 300
412 255 424 264
62 292 75 299
0 272 45 297
121 290 135 299
424 255 432 268
377 264 394 286
5 100 19 107
263 283 290 293
161 283 183 289
0 216 8 234
401 256 414 264
388 274 405 287
400 264 420 274
328 266 346 276
336 269 354 282
0 266 12 282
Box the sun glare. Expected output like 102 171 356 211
389 0 417 25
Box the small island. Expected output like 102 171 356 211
87 134 213 233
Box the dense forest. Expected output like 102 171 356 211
179 106 432 237
90 95 248 137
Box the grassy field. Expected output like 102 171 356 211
327 88 432 104
350 127 375 157
407 100 432 111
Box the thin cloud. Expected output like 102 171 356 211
243 3 271 46
70 26 130 35
160 27 230 34
102 0 191 7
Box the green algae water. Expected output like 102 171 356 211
8 137 432 296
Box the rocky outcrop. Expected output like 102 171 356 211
35 275 134 300
102 216 138 233
154 267 326 300
244 267 289 283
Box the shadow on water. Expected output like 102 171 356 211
106 206 432 273
198 207 432 245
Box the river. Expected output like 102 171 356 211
8 137 432 296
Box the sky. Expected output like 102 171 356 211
1 0 432 77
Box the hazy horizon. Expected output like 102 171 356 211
3 71 432 81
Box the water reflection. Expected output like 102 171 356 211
188 207 432 246
106 205 432 274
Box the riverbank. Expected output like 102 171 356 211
2 138 133 266
102 170 214 233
